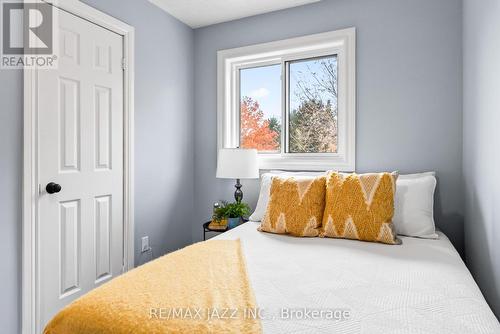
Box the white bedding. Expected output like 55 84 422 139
215 222 500 334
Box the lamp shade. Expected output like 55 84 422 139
216 148 259 179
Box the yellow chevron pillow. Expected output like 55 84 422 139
321 171 401 245
259 176 326 237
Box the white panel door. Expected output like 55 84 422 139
37 7 124 329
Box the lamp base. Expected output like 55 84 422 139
234 179 243 203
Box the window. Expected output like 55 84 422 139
218 28 356 171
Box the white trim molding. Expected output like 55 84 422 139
217 28 356 171
22 1 135 333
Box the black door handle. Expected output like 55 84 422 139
46 182 62 194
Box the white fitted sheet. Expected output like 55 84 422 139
215 221 499 334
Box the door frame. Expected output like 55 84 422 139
22 1 135 333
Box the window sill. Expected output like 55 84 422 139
257 154 355 171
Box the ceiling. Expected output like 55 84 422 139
148 0 322 28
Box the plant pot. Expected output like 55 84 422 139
227 217 240 229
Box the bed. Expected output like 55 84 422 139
215 221 499 334
44 218 499 333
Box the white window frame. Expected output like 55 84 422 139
217 28 356 171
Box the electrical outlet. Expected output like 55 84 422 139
141 236 149 252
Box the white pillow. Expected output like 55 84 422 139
393 172 438 239
250 170 438 240
248 171 325 222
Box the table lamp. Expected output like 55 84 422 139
216 148 259 203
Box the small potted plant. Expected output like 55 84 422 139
213 201 251 229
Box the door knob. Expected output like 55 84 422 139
46 182 62 194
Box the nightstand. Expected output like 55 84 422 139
203 219 248 240
203 222 228 240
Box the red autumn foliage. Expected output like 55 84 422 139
240 97 279 151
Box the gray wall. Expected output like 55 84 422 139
463 0 500 318
0 1 195 332
193 0 464 251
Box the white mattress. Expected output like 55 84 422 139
215 222 500 334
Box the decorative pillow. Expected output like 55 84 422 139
249 171 325 222
321 171 401 245
394 172 438 239
258 175 326 237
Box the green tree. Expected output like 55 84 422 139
289 99 337 153
267 116 281 147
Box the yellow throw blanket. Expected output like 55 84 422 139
44 240 262 334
